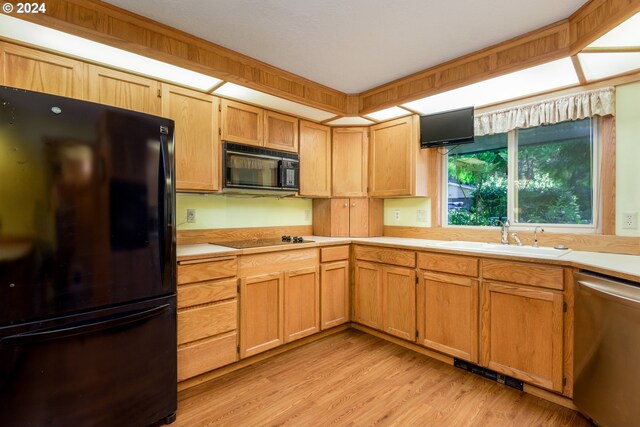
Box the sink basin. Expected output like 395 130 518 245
426 241 571 258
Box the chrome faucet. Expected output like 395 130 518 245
511 232 522 246
499 219 510 245
533 226 544 248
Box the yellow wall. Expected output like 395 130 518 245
383 198 431 227
176 194 312 230
615 81 640 237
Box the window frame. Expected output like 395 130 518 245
442 117 602 233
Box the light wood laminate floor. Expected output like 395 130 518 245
175 330 590 427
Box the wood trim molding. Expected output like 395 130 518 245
601 115 616 235
383 226 640 255
13 0 348 115
177 225 313 245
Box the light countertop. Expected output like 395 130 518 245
177 235 640 282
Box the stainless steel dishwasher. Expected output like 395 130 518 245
574 272 640 427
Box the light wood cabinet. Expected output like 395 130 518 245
313 198 383 237
0 42 83 98
265 111 298 152
320 260 350 329
369 115 429 197
381 266 416 341
417 271 478 362
239 273 284 358
332 128 368 197
284 267 320 342
220 99 263 147
85 64 161 115
162 84 220 192
176 256 238 382
354 261 383 330
299 121 332 197
480 281 564 392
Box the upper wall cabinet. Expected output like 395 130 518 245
220 99 263 147
369 115 429 197
86 64 161 115
162 84 220 192
299 120 332 198
0 43 83 98
332 128 368 197
264 111 298 152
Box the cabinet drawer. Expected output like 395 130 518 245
177 331 237 381
177 300 237 345
417 252 478 277
239 248 318 277
482 259 563 290
355 245 415 268
177 278 237 309
321 245 350 262
177 257 237 285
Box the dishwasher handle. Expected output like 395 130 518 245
576 273 640 308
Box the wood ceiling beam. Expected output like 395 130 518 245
11 0 350 115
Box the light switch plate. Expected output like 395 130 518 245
186 209 196 223
394 210 400 221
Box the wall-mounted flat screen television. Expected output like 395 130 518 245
420 106 475 148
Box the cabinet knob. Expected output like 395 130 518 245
343 203 348 207
351 203 356 207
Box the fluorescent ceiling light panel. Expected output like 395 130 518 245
402 58 579 115
0 14 221 91
588 12 640 47
364 106 411 121
577 52 640 80
214 83 337 122
326 117 375 126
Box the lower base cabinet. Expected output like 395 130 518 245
284 267 320 342
480 281 564 392
239 273 284 358
417 271 478 362
320 260 350 329
381 266 416 341
354 261 383 329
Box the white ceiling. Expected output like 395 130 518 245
104 0 588 94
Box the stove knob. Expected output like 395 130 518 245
294 236 302 243
281 235 288 241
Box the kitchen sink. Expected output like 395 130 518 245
426 241 571 258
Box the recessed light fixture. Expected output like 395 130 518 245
213 83 337 122
326 117 375 126
402 58 579 115
587 12 640 47
364 106 411 122
0 14 222 91
577 52 640 81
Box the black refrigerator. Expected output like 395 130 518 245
0 86 177 426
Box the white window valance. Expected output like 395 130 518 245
474 87 615 136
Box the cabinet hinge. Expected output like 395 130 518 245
415 276 419 284
157 88 161 98
563 301 567 312
219 128 222 136
237 284 240 293
416 330 419 339
237 345 240 354
219 104 222 112
563 377 567 386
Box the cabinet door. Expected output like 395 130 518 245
221 99 263 147
480 281 564 392
349 198 369 237
162 85 219 192
369 116 419 197
320 261 349 329
382 266 416 341
299 121 331 197
354 261 383 330
86 64 160 115
264 111 298 152
332 128 368 197
284 267 320 342
0 43 83 98
240 273 284 358
418 272 478 362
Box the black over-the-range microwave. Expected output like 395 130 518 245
222 142 300 194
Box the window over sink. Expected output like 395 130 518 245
445 118 599 231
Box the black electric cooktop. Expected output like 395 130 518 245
211 236 314 249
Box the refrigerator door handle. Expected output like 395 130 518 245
1 304 170 346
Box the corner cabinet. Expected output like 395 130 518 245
162 85 220 192
313 198 383 237
332 127 368 197
369 115 429 197
299 121 332 197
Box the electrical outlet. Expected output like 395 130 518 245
416 209 428 223
186 209 196 223
393 210 400 221
304 210 311 221
622 212 638 229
